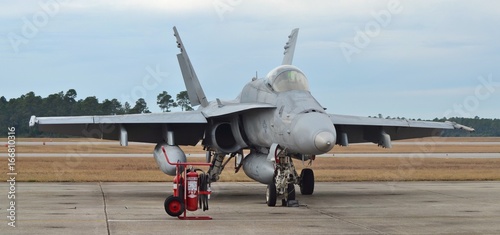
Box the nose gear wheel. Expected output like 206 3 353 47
299 168 314 195
265 146 314 206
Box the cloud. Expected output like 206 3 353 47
62 0 212 13
1 0 499 118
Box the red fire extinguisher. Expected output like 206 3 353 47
186 171 199 211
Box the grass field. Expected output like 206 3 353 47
2 137 500 182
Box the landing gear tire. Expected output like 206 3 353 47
266 183 277 207
300 168 314 195
165 195 185 217
287 183 296 200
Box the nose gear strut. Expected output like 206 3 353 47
265 146 315 207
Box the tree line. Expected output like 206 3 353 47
368 114 500 137
0 89 192 137
1 90 499 137
435 117 500 137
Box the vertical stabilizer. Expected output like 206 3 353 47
173 27 209 107
282 28 299 65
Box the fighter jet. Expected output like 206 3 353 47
29 27 474 206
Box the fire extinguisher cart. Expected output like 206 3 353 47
161 146 213 220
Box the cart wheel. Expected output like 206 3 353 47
165 195 185 217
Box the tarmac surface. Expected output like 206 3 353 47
2 181 499 234
15 141 500 146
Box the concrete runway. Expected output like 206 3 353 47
2 182 499 234
15 141 500 146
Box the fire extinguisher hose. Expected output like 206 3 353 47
198 172 210 211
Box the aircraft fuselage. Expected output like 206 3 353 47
239 65 337 155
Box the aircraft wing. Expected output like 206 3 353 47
29 102 276 145
329 114 474 146
29 112 207 145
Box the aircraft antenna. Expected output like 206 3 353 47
252 71 258 81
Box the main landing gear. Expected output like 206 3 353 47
265 148 315 207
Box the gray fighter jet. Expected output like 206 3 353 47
29 27 474 206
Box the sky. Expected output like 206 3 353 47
1 0 499 120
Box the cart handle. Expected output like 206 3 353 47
162 146 212 166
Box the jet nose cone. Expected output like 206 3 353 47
289 112 337 155
314 131 335 152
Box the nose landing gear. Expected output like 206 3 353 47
265 148 315 207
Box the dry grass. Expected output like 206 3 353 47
10 143 500 154
15 144 156 154
2 137 499 182
2 157 500 182
309 157 500 181
5 137 500 154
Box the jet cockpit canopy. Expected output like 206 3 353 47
266 65 309 92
